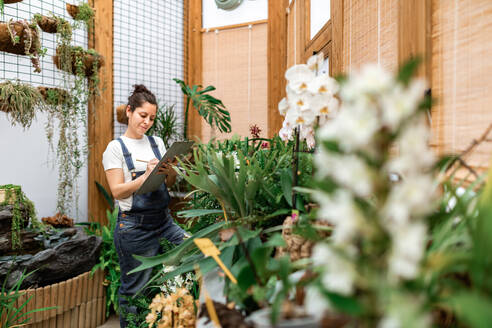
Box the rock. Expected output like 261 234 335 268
0 227 101 289
0 204 30 234
0 230 42 255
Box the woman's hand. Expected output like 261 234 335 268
158 158 178 187
145 158 160 177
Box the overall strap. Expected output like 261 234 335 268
147 136 162 159
116 138 135 171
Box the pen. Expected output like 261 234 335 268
136 159 149 163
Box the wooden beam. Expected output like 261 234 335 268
268 0 289 138
398 0 432 81
331 0 344 76
186 0 202 140
88 0 113 225
200 19 267 33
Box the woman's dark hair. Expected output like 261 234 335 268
127 84 157 111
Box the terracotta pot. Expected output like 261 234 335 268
37 86 70 105
66 3 79 19
36 15 58 33
0 21 39 56
116 103 128 124
53 46 104 77
4 0 24 4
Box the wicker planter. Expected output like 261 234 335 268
53 46 104 77
8 268 107 328
66 3 79 19
116 104 128 124
0 189 16 204
37 86 70 105
0 21 39 56
36 15 58 33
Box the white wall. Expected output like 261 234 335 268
202 0 268 29
0 0 88 221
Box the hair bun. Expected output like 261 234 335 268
132 84 150 94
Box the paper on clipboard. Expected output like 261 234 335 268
135 141 194 195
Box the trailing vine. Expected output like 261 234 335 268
0 184 38 250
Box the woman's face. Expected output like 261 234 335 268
127 102 157 137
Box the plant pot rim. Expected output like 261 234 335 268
247 307 320 328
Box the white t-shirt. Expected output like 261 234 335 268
102 135 166 212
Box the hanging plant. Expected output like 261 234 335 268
0 184 38 250
0 80 45 129
33 13 71 36
53 45 104 78
66 2 94 32
0 19 46 72
37 86 70 106
49 42 102 215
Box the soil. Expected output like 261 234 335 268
41 212 74 228
4 0 24 4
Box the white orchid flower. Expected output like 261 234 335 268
307 52 324 72
308 74 339 95
388 222 427 280
285 64 316 94
278 97 289 116
310 93 339 117
285 106 316 126
381 79 426 131
341 64 393 102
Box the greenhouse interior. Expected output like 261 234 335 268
1 0 491 327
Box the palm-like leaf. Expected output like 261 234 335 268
174 78 231 139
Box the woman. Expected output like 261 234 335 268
102 85 186 327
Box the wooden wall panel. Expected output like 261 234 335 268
430 0 492 172
268 0 289 138
88 0 113 225
185 0 203 140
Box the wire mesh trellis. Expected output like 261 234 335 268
0 0 88 86
113 0 187 139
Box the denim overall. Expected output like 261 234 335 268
113 136 185 327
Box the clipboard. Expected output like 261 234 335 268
135 141 194 195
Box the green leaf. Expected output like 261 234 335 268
176 209 224 218
397 56 422 85
449 292 492 328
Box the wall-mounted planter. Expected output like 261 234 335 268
116 104 128 124
4 268 107 328
35 15 58 33
0 20 39 56
66 3 79 19
4 0 24 4
37 86 70 105
53 46 104 77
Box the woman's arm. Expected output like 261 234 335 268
105 159 159 199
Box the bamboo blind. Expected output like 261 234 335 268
430 0 492 173
342 0 398 73
201 23 268 142
1 268 106 328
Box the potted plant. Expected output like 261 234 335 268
0 80 45 128
0 19 45 72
